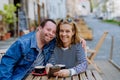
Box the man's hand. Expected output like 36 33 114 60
54 69 70 77
45 63 53 74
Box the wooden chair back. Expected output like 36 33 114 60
89 31 108 61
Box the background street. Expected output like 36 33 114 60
84 15 120 66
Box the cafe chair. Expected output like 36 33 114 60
87 31 108 73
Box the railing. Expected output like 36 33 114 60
109 36 120 70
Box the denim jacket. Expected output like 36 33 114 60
0 31 56 80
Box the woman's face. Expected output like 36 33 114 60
59 24 74 47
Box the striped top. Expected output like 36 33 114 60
48 43 88 75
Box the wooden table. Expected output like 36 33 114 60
25 70 102 80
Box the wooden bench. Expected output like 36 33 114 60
25 70 102 80
0 49 7 58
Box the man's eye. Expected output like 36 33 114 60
47 29 51 31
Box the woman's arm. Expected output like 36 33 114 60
72 43 88 75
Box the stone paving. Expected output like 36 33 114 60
83 15 120 66
0 38 17 49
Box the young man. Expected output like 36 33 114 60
0 19 57 80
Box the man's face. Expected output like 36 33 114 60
40 21 56 43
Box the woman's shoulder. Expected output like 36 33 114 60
70 43 82 50
73 43 82 47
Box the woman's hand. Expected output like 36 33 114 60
54 69 70 77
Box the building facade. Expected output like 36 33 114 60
66 0 90 17
93 0 120 20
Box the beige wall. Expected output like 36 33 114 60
66 0 76 17
66 0 90 17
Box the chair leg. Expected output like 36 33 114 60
87 58 102 73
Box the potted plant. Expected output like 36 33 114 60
0 4 20 40
0 11 8 40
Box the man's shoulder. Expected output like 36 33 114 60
14 32 36 48
49 38 56 46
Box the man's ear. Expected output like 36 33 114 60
37 26 42 31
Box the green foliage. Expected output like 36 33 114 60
3 4 17 24
102 0 108 13
16 3 21 7
102 4 107 13
103 19 120 25
0 4 20 24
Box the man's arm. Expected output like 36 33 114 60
0 40 22 79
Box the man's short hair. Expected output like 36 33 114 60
40 19 56 28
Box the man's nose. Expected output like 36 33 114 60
49 31 55 36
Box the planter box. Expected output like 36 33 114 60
0 32 11 41
1 35 7 41
5 32 11 39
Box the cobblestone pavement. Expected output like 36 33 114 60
83 15 120 66
0 38 17 49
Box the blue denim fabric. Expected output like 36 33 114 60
0 31 56 80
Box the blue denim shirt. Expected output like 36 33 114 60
0 31 56 80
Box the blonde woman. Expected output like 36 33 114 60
47 18 87 77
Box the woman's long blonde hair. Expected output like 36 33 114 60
56 18 81 47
